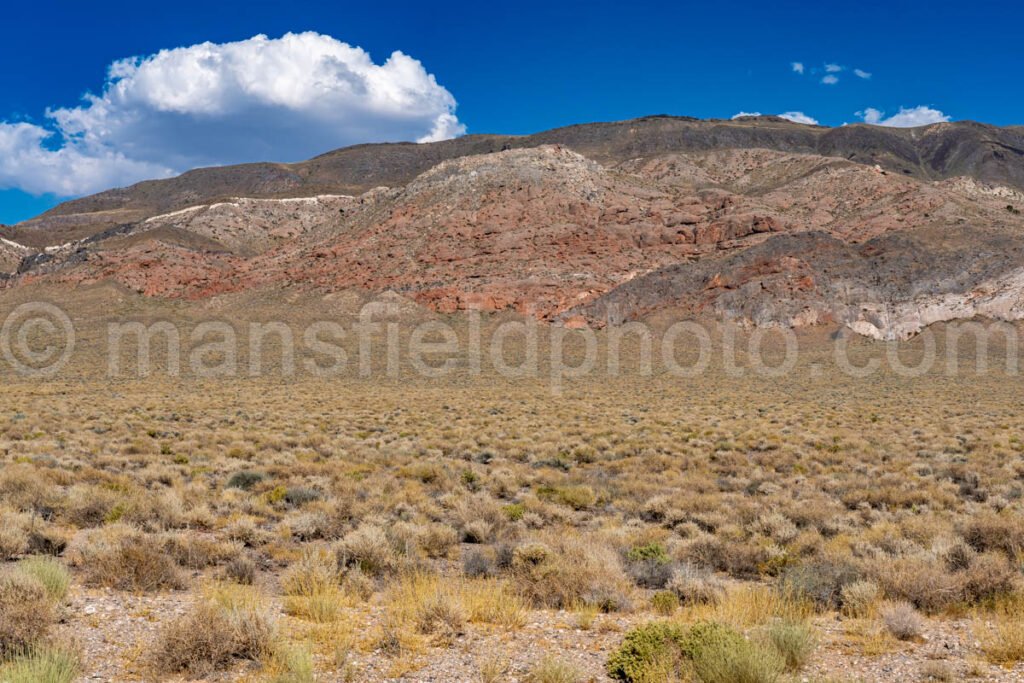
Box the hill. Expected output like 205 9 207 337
3 116 1024 338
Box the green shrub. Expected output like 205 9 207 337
503 503 526 522
528 654 582 683
226 471 264 490
679 621 747 661
762 619 815 671
283 487 321 507
625 542 674 588
651 591 680 616
627 543 670 564
16 557 70 603
0 646 79 683
691 635 784 683
606 621 687 682
268 641 315 683
461 469 480 490
266 486 288 504
600 622 784 683
537 485 596 510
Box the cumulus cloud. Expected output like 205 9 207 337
731 111 763 119
854 68 872 79
0 32 465 197
821 75 839 85
791 62 805 75
778 111 819 125
0 122 172 196
825 63 844 73
857 105 951 127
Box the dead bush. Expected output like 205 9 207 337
0 465 58 515
881 601 923 640
780 556 860 611
62 485 119 528
870 554 963 614
510 533 632 611
962 512 1024 559
417 523 460 558
0 571 55 657
961 552 1018 604
151 597 274 676
281 546 338 597
66 525 184 591
666 563 725 605
683 536 769 579
224 555 257 585
0 519 29 561
161 532 241 570
840 580 880 618
336 524 398 577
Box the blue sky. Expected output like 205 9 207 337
1 0 1021 224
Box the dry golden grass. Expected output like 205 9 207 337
680 584 813 629
975 594 1024 666
383 572 528 637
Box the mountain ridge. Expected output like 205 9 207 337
3 116 1024 339
6 115 1024 248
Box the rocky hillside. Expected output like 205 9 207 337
3 116 1024 338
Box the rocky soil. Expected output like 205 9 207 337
52 580 1024 682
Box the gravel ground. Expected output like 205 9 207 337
52 581 1024 683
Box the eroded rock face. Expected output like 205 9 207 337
846 268 1024 341
0 238 31 274
5 139 1024 339
277 146 707 315
573 228 1024 341
138 195 356 255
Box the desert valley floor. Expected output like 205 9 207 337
3 287 1024 682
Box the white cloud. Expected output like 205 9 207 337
0 122 172 196
857 105 951 127
791 62 805 75
731 111 818 125
821 75 839 85
0 32 465 197
778 111 819 125
825 63 843 73
854 68 872 79
859 108 885 124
